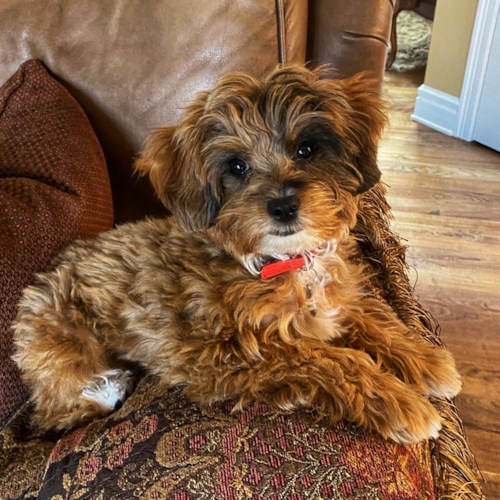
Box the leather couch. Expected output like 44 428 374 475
0 1 483 498
0 0 394 224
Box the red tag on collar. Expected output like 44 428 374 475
260 256 307 279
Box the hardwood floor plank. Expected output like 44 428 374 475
404 260 498 294
383 171 500 196
381 159 500 182
386 189 500 220
391 211 500 249
414 285 500 339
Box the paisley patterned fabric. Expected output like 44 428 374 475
0 376 435 500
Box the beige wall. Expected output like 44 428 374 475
425 0 479 97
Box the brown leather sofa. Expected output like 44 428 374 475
0 0 394 224
0 1 483 498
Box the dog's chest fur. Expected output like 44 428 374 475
51 217 355 376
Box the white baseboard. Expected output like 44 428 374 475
411 85 460 136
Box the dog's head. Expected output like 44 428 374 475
136 66 386 262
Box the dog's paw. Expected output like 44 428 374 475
424 373 462 399
422 348 462 399
82 369 135 412
385 397 443 445
362 373 444 445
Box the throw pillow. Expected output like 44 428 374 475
0 60 114 426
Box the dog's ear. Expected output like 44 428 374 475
316 71 387 194
135 120 221 232
135 127 177 206
337 73 387 194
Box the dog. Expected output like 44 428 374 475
12 66 461 443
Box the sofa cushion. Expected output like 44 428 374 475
0 380 435 500
0 60 114 426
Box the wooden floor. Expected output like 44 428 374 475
380 69 500 499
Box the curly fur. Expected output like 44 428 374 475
12 66 461 442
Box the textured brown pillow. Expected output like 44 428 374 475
0 60 114 426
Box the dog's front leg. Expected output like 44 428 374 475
185 342 442 444
338 297 462 399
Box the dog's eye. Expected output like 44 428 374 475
228 158 250 176
296 141 316 159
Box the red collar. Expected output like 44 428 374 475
260 256 307 279
260 251 317 280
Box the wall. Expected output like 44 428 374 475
424 0 479 97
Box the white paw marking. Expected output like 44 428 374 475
82 369 134 410
425 375 462 399
389 414 442 444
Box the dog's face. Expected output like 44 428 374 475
136 66 386 260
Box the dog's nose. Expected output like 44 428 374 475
267 195 300 223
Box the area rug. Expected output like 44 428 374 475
389 10 433 72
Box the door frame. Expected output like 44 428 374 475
456 0 500 141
